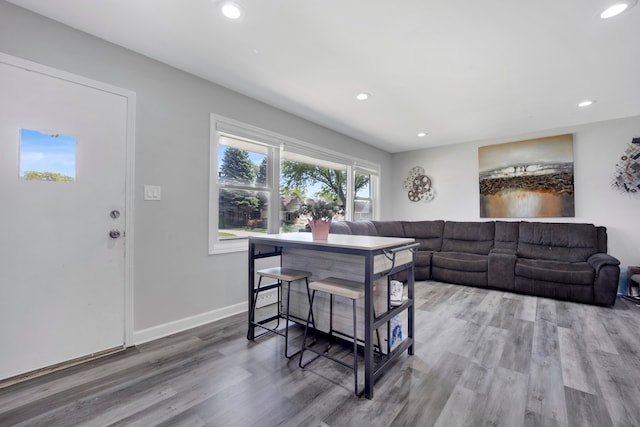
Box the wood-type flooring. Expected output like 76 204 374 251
1 281 640 426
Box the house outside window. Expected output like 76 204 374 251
354 171 374 220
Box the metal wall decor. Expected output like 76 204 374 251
612 137 640 194
403 166 435 202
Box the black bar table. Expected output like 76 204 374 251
248 232 417 399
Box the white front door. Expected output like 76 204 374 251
0 55 133 381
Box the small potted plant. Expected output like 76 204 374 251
297 199 344 240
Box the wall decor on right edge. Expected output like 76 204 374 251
478 134 574 218
611 137 640 194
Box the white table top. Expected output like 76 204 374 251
249 232 414 251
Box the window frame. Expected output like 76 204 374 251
209 114 380 254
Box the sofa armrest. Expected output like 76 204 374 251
587 253 620 272
587 253 621 306
488 248 517 291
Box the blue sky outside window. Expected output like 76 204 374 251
20 129 76 181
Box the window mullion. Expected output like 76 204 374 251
345 165 354 221
268 146 281 234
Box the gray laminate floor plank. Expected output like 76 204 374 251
526 317 568 425
465 366 528 427
499 318 534 374
588 350 640 427
564 386 614 427
433 384 476 427
514 294 537 323
557 326 600 394
1 281 639 427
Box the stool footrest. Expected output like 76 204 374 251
250 323 285 339
253 314 280 325
251 282 281 293
300 345 355 371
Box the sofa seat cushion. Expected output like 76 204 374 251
514 277 594 304
515 259 594 286
432 252 488 287
432 252 488 272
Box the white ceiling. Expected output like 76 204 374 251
8 0 640 153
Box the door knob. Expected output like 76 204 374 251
109 229 121 239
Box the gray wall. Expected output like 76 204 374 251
0 1 393 337
3 1 637 343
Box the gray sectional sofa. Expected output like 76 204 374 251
327 220 621 306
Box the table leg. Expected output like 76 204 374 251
408 263 415 355
247 241 256 340
363 254 374 399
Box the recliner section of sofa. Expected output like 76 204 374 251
432 221 495 288
512 222 618 305
328 219 620 306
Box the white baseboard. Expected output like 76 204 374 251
133 301 247 345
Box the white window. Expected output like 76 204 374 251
209 114 380 254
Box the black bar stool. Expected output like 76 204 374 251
299 277 380 395
248 267 315 358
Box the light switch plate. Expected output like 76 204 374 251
144 185 161 201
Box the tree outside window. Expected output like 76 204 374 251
217 138 269 239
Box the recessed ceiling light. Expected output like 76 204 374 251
578 100 595 107
417 132 427 137
220 2 243 20
356 93 370 101
600 1 635 18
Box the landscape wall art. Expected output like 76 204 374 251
478 134 574 218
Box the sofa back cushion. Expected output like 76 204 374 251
402 220 445 251
329 221 352 235
441 221 495 255
346 220 378 235
596 226 608 253
495 221 519 250
517 222 598 262
371 221 405 237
